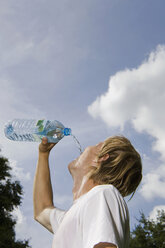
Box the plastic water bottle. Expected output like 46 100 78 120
4 119 71 143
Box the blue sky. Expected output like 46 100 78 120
0 0 165 247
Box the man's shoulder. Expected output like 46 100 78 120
88 184 122 200
85 184 128 212
73 185 127 215
77 184 122 207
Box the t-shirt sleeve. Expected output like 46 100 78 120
49 207 67 234
81 188 129 248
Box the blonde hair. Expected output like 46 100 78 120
89 135 142 198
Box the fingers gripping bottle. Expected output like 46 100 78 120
4 119 71 143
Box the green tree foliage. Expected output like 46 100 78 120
0 155 31 248
130 210 165 248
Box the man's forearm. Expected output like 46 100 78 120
33 152 54 219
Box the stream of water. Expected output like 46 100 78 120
71 134 83 154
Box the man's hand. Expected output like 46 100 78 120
39 137 57 154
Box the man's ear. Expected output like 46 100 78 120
92 154 109 168
98 154 109 162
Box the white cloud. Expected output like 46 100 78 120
140 168 165 200
88 45 165 200
9 159 31 182
149 205 165 222
12 207 32 244
12 207 52 248
12 207 27 231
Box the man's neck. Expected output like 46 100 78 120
72 176 99 201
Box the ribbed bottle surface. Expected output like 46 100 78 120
4 119 71 143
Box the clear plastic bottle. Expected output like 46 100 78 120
4 119 71 143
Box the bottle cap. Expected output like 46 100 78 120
63 128 71 136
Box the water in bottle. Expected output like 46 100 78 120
4 119 83 154
4 119 71 143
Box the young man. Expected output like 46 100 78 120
33 135 142 248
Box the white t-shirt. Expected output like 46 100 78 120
50 185 130 248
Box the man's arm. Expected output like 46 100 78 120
33 137 56 233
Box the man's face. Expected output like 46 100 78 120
68 142 104 179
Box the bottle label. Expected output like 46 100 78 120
36 120 45 132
